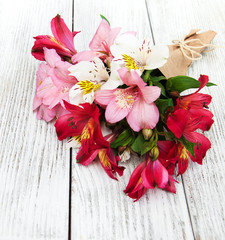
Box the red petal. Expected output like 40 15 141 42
124 161 147 194
51 15 77 54
54 114 85 140
167 109 189 138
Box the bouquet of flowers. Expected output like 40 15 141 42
31 15 215 201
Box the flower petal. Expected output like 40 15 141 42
94 89 115 107
146 45 169 70
105 98 130 123
118 67 146 88
140 86 161 104
127 98 159 132
51 14 77 53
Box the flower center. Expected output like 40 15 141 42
179 145 189 160
114 89 137 110
122 54 141 70
99 149 111 168
78 80 100 95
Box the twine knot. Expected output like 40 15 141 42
172 37 217 61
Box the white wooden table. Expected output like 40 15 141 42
0 0 225 239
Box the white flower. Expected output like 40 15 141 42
68 57 109 105
119 147 131 162
110 34 169 74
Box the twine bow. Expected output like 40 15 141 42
172 37 217 61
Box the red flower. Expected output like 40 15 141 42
167 75 214 139
158 136 211 175
54 101 108 153
124 160 148 202
76 134 125 180
32 15 79 61
124 155 176 201
142 158 169 189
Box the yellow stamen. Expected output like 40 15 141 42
73 135 81 143
81 126 90 141
99 149 111 168
180 146 189 160
78 80 96 95
38 80 42 86
122 54 140 70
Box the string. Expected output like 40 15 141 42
172 37 221 61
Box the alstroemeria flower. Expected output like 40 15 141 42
72 19 121 64
158 134 211 176
110 34 169 74
55 101 109 154
32 15 79 61
142 158 169 189
95 68 161 131
68 57 110 105
76 134 125 180
124 159 149 202
124 155 175 201
33 48 77 121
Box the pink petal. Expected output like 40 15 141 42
127 97 159 132
105 98 130 123
36 104 56 122
49 61 77 88
71 50 100 64
118 68 146 88
94 89 115 107
36 62 50 89
89 19 111 51
44 48 61 68
33 95 42 110
140 86 161 104
105 27 121 48
51 14 77 53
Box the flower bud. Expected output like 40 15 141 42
142 128 153 140
149 147 159 161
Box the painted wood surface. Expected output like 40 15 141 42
147 0 225 239
0 0 224 239
0 0 72 239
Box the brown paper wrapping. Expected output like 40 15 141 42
159 29 217 79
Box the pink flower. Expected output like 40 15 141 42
33 48 77 121
32 15 79 61
95 68 161 131
72 19 123 64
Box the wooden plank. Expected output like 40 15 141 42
147 0 225 239
0 0 72 239
71 0 194 239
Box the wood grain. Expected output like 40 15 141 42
71 0 194 239
147 0 225 239
0 0 72 239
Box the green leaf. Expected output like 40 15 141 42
167 75 216 93
178 136 196 157
206 82 217 87
155 98 174 115
150 76 166 82
131 133 146 154
110 129 133 148
100 14 110 25
153 81 166 97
